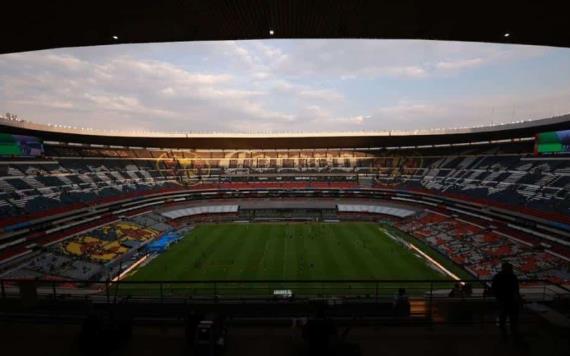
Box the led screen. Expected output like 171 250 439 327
0 133 44 156
535 130 570 154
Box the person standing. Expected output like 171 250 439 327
491 262 521 340
393 288 410 317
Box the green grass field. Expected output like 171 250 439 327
123 222 452 296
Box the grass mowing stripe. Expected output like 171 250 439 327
190 224 234 280
314 225 343 279
293 225 309 280
299 224 321 278
311 224 349 294
128 225 208 280
283 225 295 280
203 226 246 280
265 225 285 279
218 231 247 280
125 225 230 295
333 224 377 279
240 225 270 280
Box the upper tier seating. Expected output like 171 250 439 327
374 153 570 215
1 143 569 220
0 157 182 217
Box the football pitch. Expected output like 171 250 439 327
124 222 452 295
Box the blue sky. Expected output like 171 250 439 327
0 39 569 132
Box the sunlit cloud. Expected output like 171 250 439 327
0 39 569 132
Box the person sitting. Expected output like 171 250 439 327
393 288 411 317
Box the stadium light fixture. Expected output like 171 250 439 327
504 33 510 38
269 29 274 36
112 35 119 40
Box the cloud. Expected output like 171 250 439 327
0 51 295 131
270 80 345 102
0 39 567 133
336 65 428 79
298 88 344 102
364 90 570 131
269 40 551 80
436 58 484 71
335 115 370 125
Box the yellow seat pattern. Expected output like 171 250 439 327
58 221 161 264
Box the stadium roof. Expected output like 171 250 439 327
1 115 569 150
2 1 570 55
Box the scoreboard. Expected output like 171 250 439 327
535 130 570 154
0 133 43 156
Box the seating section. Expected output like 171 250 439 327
337 204 415 218
161 205 239 219
2 221 161 280
374 153 570 215
60 222 159 263
0 158 181 218
0 143 569 285
396 212 570 284
0 143 568 216
8 253 102 280
128 212 173 232
1 143 569 219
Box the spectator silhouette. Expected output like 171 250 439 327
463 282 473 297
393 288 411 316
491 262 520 340
302 308 337 355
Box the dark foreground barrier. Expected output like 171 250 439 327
0 278 568 325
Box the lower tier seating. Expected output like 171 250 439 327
396 212 570 284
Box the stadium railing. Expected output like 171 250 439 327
1 278 567 301
1 278 568 325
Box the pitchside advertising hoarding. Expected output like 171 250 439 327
535 129 570 154
0 133 44 156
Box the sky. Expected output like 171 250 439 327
1 39 570 133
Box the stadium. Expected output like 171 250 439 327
1 2 570 355
1 115 569 298
0 115 568 285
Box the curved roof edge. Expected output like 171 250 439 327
2 1 570 55
1 115 569 150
